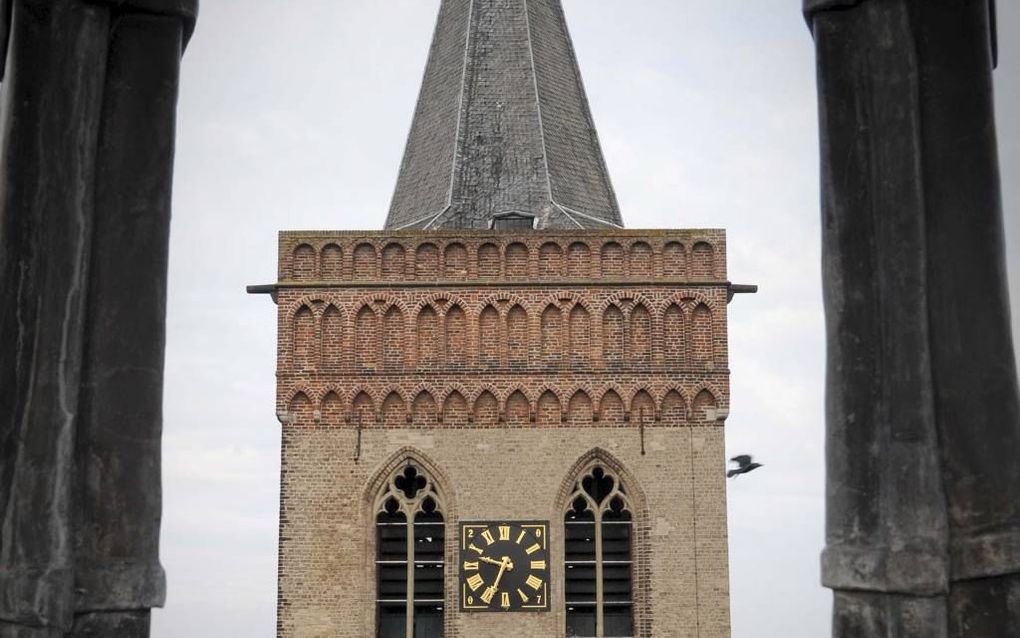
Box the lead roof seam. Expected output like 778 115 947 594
521 0 557 216
553 202 585 230
558 203 624 229
441 0 476 223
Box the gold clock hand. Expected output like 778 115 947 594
478 556 505 568
491 557 511 590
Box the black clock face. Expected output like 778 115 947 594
459 521 550 612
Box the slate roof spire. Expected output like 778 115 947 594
385 0 624 230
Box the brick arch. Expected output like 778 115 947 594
690 240 717 279
655 386 693 408
352 303 381 371
348 387 379 409
504 388 533 425
320 303 345 371
538 241 564 278
532 384 565 404
291 243 317 280
504 241 530 278
690 381 726 407
380 390 409 427
535 290 594 315
599 240 627 277
412 292 471 317
657 291 719 317
443 242 469 277
476 241 502 279
658 388 689 426
476 292 532 318
628 240 654 276
320 243 343 279
291 304 318 372
597 387 626 424
661 240 687 276
469 384 505 405
536 389 563 425
598 291 657 317
351 241 380 279
565 388 595 425
411 389 440 425
414 241 441 279
284 295 332 321
320 390 345 427
350 293 411 316
380 242 408 279
629 388 657 420
406 381 442 403
471 388 501 425
441 388 470 426
286 391 316 427
565 241 594 278
283 386 319 409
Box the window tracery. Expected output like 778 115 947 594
376 464 445 638
564 465 634 638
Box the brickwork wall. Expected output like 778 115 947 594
275 229 732 637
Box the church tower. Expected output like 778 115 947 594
259 2 733 636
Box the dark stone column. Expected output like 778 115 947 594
807 0 1020 634
0 1 111 632
72 11 185 634
0 1 195 635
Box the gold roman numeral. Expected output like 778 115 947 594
530 560 547 570
467 574 484 591
526 543 541 555
526 574 544 590
499 525 511 541
463 561 479 571
481 529 496 545
501 592 511 609
518 588 529 603
516 530 527 544
468 544 484 555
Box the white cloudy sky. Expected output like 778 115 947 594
152 2 1020 636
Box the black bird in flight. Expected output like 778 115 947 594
728 455 763 478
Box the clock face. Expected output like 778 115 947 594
459 521 550 612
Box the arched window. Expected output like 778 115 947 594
564 465 633 638
376 464 445 638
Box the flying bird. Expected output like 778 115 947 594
727 455 763 479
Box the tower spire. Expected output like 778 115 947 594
385 0 623 230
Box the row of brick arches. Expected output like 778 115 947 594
286 386 722 427
290 298 721 372
289 238 720 281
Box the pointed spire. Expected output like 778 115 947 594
385 0 623 230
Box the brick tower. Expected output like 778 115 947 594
255 2 735 636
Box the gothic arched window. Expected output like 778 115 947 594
376 464 445 638
564 465 634 638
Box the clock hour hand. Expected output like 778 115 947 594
479 555 514 570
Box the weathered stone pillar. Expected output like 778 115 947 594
0 1 195 635
806 0 1020 635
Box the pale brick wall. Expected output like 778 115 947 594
274 229 732 638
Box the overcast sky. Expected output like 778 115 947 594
152 2 1020 636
